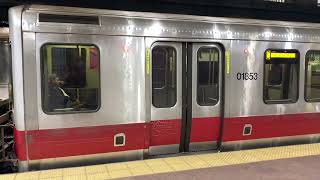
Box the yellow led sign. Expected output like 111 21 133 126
266 50 297 60
146 48 151 74
225 50 231 74
271 52 296 59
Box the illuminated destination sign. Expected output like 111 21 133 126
265 50 297 60
265 49 299 64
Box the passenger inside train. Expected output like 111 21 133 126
47 74 80 111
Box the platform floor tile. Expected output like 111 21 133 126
3 143 320 180
85 165 108 175
86 172 110 180
129 167 153 176
39 169 63 179
0 174 16 180
63 167 85 176
15 171 39 180
63 174 87 180
108 169 132 179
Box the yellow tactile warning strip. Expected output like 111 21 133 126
2 143 320 180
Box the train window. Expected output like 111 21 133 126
41 44 100 114
197 47 219 106
152 46 177 108
263 49 299 104
305 50 320 102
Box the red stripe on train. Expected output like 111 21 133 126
190 117 221 143
222 113 320 141
14 129 27 161
149 117 221 145
13 113 320 161
150 119 181 146
14 123 148 160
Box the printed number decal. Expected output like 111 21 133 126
236 73 258 80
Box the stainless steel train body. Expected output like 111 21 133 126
9 5 320 171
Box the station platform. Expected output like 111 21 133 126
1 143 320 180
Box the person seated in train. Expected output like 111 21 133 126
47 74 80 111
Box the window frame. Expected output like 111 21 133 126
263 49 300 104
304 50 320 102
40 43 101 115
196 46 220 106
151 45 178 108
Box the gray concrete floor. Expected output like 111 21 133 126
118 155 320 180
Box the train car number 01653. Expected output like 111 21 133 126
236 72 258 80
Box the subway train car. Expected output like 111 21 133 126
9 5 320 171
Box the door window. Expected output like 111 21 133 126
197 47 219 106
152 46 177 108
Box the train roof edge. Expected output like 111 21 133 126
18 4 320 30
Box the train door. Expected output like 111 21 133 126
149 42 223 155
189 43 222 152
149 42 183 155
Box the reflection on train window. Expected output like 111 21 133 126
152 46 177 108
263 49 299 104
197 47 219 106
41 44 100 113
305 50 320 102
268 64 283 86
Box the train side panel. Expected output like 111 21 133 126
222 40 320 150
15 32 148 170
